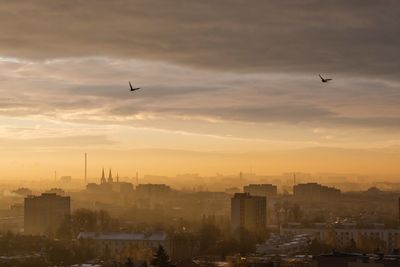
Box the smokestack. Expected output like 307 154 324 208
84 153 87 182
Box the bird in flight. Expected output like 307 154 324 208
319 74 332 83
129 81 140 91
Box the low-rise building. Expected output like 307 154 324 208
77 232 169 257
256 233 311 255
226 254 312 267
313 252 400 267
136 184 172 196
281 223 400 253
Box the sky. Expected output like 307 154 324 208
0 0 400 179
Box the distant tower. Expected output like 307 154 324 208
136 171 139 185
108 169 113 183
293 172 296 186
100 168 106 184
116 172 119 183
84 153 87 182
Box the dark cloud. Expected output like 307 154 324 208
2 57 400 137
111 103 400 130
0 0 399 78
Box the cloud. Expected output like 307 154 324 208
0 135 115 149
0 0 399 79
1 57 400 136
2 1 400 177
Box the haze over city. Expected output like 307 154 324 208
1 1 400 179
3 1 400 267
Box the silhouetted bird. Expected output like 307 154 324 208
319 74 332 83
129 81 140 91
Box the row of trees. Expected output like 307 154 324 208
274 201 303 224
0 232 95 266
101 246 173 267
0 233 176 267
308 235 389 255
151 245 175 267
55 208 271 258
52 208 274 263
57 208 120 239
196 222 269 256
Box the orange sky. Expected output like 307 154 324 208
0 1 400 179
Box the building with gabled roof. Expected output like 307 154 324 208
77 232 169 257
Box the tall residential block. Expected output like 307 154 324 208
293 183 340 201
243 184 277 197
24 193 70 235
231 193 267 232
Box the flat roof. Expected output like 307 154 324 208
77 232 167 241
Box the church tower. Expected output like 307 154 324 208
100 168 106 184
108 169 113 183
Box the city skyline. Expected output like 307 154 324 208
3 2 400 266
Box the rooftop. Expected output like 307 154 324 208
77 232 168 241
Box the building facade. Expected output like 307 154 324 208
24 193 70 235
281 223 400 253
243 184 278 197
231 193 267 232
293 183 341 201
77 232 169 257
256 233 311 255
135 184 172 196
86 168 134 194
313 252 400 267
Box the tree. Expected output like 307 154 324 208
343 238 357 253
282 201 290 223
170 232 198 260
98 210 113 231
358 235 386 253
198 223 221 253
215 238 239 257
57 209 121 239
71 209 97 233
125 257 134 267
236 227 257 254
46 242 74 266
103 244 111 261
274 202 283 225
291 204 303 222
151 245 174 267
307 238 333 255
57 215 73 239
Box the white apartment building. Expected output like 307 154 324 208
281 223 400 253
